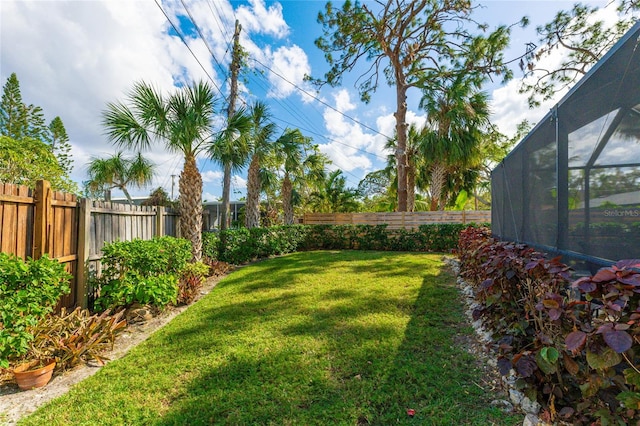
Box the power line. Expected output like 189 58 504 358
249 56 393 140
180 0 229 84
153 0 223 97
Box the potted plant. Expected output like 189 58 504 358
12 358 56 390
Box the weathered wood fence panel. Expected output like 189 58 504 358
0 180 181 310
303 211 491 229
0 183 34 259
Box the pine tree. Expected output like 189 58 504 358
49 116 73 176
0 73 27 139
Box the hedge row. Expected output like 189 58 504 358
203 223 479 264
457 226 640 425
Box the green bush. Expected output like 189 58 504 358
217 225 309 264
0 253 71 368
93 237 191 311
212 223 474 265
202 232 219 260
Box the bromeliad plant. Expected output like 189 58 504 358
457 226 640 424
27 307 127 369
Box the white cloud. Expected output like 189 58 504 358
267 45 313 101
236 0 289 39
202 170 223 183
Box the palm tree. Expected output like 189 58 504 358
86 152 155 204
275 129 327 224
102 80 216 261
244 101 277 228
420 75 491 210
207 108 253 230
309 169 360 213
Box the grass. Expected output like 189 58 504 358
20 251 520 425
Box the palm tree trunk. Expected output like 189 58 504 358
282 174 294 225
221 162 231 230
180 154 203 261
430 162 446 211
245 155 261 228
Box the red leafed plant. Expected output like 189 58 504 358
457 227 640 425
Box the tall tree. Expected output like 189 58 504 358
102 80 216 261
0 73 26 140
420 74 490 210
48 116 73 177
86 152 155 204
207 108 253 227
244 101 277 228
520 0 640 107
310 0 513 211
275 129 328 224
0 135 76 193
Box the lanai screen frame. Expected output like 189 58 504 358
491 22 640 270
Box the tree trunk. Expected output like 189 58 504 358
245 155 261 228
430 162 446 211
221 162 231 230
407 162 415 212
394 84 409 212
282 174 294 225
179 154 203 261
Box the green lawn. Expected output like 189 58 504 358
20 251 520 425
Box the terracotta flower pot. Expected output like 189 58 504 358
13 359 56 390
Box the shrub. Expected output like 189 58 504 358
177 262 209 305
0 253 71 368
217 225 309 264
93 237 191 310
202 232 219 260
457 226 640 424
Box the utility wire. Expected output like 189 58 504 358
249 57 393 140
153 0 224 97
180 0 229 84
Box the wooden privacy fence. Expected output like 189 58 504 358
0 180 179 309
303 211 491 229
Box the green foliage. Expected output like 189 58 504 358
202 231 220 260
217 225 309 264
86 152 155 203
457 226 640 424
0 135 77 192
27 307 126 370
93 237 191 310
0 253 71 368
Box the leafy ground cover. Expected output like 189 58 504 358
20 251 520 425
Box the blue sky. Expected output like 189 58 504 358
0 0 616 201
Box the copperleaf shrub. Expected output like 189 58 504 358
177 261 209 305
27 307 126 369
0 253 71 368
457 226 640 424
93 237 190 310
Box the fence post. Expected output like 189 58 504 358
156 206 165 237
33 179 52 259
76 198 91 309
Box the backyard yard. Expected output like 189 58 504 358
17 251 520 425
